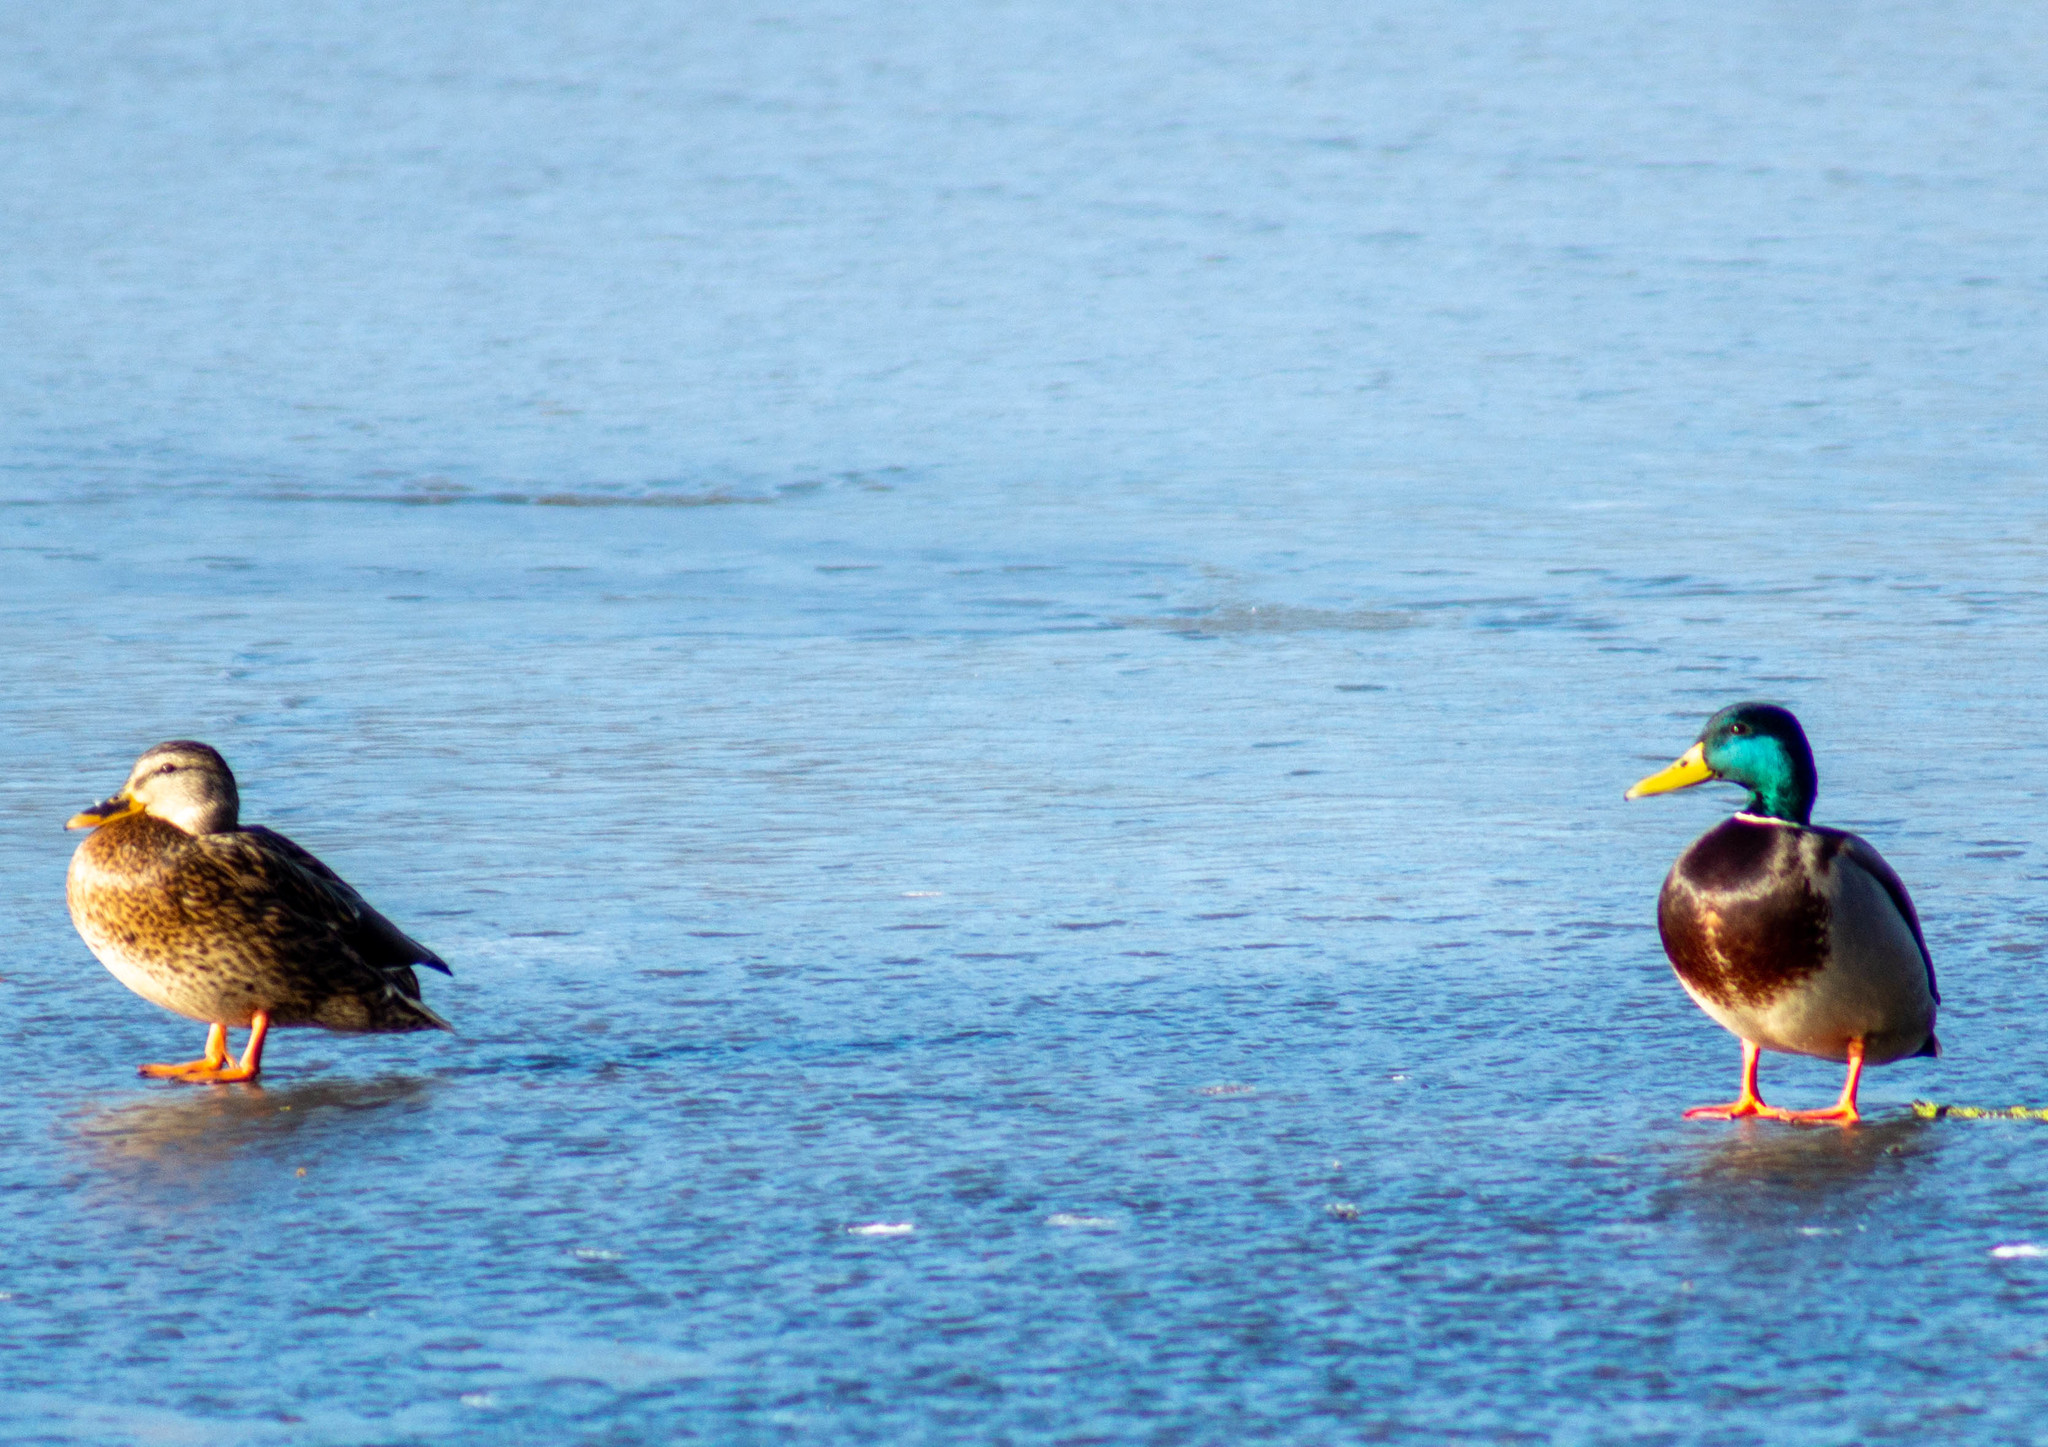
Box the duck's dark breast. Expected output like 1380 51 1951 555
1657 818 1831 1009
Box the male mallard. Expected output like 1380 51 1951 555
66 741 451 1083
1625 702 1937 1124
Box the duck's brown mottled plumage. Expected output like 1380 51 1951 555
68 813 450 1032
66 741 449 1080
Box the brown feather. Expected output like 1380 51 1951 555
68 814 451 1034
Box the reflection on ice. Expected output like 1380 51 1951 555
70 1075 434 1174
1664 1115 1935 1229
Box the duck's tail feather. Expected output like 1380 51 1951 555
383 968 455 1033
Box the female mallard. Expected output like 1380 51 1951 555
1625 702 1937 1124
66 741 451 1083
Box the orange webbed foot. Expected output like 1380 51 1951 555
1768 1041 1865 1126
1684 1040 1800 1121
1682 1096 1784 1120
138 1056 264 1080
135 1020 264 1084
139 1023 232 1081
138 1059 262 1084
139 1058 229 1080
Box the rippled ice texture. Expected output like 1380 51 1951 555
5 1 2048 1442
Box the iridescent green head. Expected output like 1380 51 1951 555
1625 701 1818 824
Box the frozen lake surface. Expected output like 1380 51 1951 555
5 1 2048 1441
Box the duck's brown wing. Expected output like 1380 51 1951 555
170 826 454 1033
233 826 452 975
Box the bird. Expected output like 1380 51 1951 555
1624 702 1937 1124
65 740 451 1083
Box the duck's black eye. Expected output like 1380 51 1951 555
1728 723 1750 736
158 764 179 774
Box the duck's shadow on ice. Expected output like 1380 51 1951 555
66 1074 434 1185
1663 1113 1935 1229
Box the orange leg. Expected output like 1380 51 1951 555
1683 1038 1789 1120
138 1012 270 1085
139 1022 230 1079
1772 1038 1865 1126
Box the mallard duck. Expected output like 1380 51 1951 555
1625 702 1938 1124
65 741 451 1083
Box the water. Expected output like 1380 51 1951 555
5 1 2048 1441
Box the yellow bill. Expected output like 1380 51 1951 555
67 793 143 830
1625 741 1714 800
